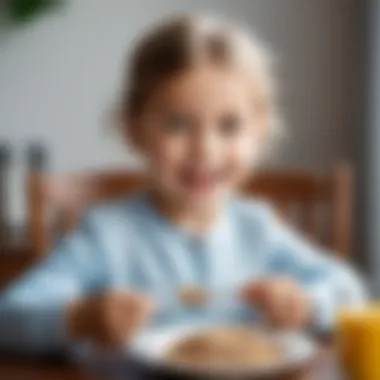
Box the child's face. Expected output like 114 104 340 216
133 66 265 206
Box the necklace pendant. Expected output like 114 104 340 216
178 286 208 307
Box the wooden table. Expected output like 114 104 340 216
0 346 340 380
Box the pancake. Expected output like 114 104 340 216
166 326 284 369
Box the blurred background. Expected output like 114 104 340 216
0 0 378 293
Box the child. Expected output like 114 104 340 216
0 15 366 353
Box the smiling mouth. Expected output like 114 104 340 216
179 170 223 192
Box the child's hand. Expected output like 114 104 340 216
242 278 313 329
67 291 156 348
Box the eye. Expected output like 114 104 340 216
218 114 243 137
163 115 192 134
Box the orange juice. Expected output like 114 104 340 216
336 307 364 376
356 310 380 380
337 306 380 380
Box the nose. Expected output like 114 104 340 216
190 127 218 165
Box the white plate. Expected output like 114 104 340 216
128 324 318 378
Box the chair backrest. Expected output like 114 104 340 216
27 164 353 259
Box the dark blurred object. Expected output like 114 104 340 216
27 142 47 172
7 0 61 23
26 141 48 252
7 142 48 251
0 142 49 286
0 142 11 254
27 165 353 259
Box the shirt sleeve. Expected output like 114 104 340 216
0 212 108 353
262 207 368 332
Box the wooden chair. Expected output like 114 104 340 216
27 164 353 259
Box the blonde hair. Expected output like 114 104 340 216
118 14 282 151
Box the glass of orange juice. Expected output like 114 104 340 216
337 305 380 380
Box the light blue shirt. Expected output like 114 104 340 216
0 194 366 353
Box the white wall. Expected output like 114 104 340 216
0 0 361 222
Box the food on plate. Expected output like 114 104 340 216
165 326 284 369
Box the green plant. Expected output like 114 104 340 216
8 0 61 23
